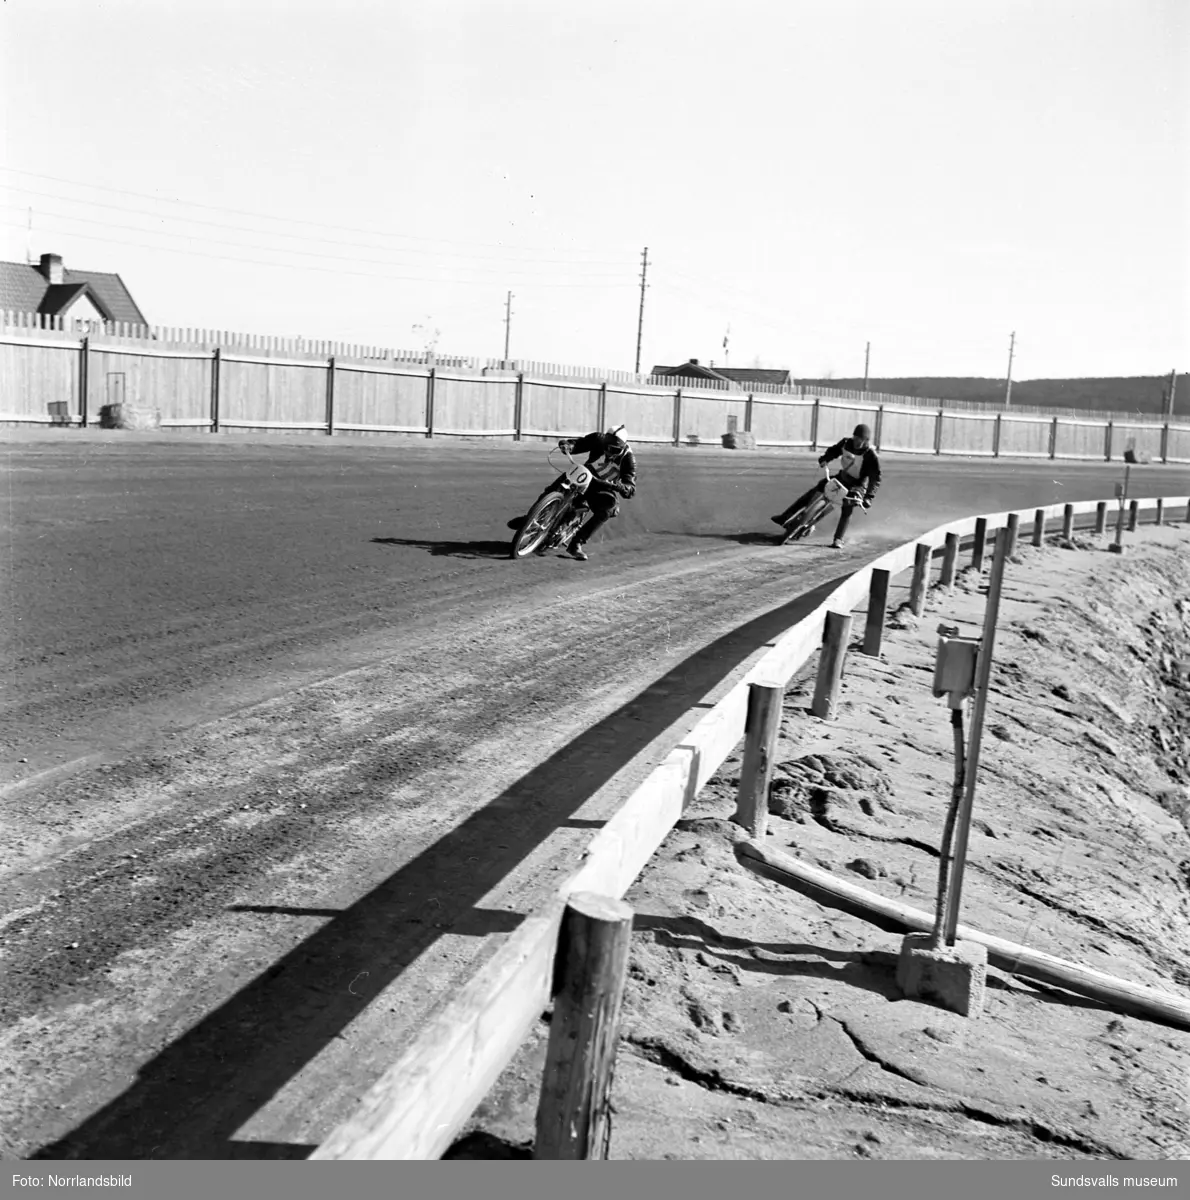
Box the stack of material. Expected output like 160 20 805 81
721 430 757 450
98 402 161 431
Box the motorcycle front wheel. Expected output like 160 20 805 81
510 491 570 558
782 497 829 544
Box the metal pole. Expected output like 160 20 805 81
634 247 649 374
504 291 513 364
863 342 870 391
941 526 1009 946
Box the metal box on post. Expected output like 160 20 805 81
933 623 981 708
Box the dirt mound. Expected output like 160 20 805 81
767 751 897 830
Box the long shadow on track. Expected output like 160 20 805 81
371 537 512 559
34 570 855 1161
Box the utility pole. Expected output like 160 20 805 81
634 247 649 374
1004 331 1016 408
503 291 513 364
1166 369 1177 416
863 341 870 391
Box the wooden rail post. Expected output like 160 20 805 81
863 568 891 657
325 356 336 435
426 367 436 438
1048 417 1059 459
79 335 90 428
1105 420 1114 462
672 389 682 447
971 517 988 572
933 409 944 455
992 414 1002 458
1032 508 1045 547
534 893 633 1160
514 373 526 440
1062 503 1074 539
596 380 607 433
1004 512 1020 557
210 346 221 433
939 532 959 590
1094 501 1108 534
811 612 852 720
732 681 784 838
1128 499 1139 531
1155 498 1164 526
909 543 931 616
809 395 820 450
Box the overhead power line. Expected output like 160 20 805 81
0 204 631 285
0 217 638 290
0 166 627 260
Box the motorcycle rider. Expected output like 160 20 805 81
553 425 637 560
771 423 881 548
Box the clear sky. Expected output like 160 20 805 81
1 0 1186 380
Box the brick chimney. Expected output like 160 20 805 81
39 253 64 284
689 358 699 366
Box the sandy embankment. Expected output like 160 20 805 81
452 523 1190 1161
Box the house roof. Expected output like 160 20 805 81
37 282 116 321
0 258 147 325
650 361 793 387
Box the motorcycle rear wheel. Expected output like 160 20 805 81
510 492 569 558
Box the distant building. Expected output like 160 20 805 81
650 358 793 388
0 252 148 328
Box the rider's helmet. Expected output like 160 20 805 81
604 424 630 461
850 423 872 451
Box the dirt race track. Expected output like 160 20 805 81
1 429 1187 1160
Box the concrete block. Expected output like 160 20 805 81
896 933 987 1018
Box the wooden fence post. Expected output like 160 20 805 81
596 380 607 433
873 405 885 450
325 356 336 435
992 414 1002 458
811 612 852 720
939 532 960 590
426 368 436 438
1005 512 1021 557
1062 503 1074 539
1032 508 1046 547
1128 500 1139 531
744 393 754 433
863 568 890 657
732 681 784 839
909 543 931 616
1155 498 1165 526
210 346 221 433
1048 417 1059 459
672 389 682 447
810 395 820 450
1160 423 1170 464
534 893 633 1160
79 335 90 428
933 409 944 455
514 373 526 440
1094 501 1108 534
1105 421 1114 462
971 517 988 572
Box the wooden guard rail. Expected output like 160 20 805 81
311 493 1189 1160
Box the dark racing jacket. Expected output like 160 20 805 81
560 432 637 494
818 438 881 502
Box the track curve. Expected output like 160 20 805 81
1 429 1186 1159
